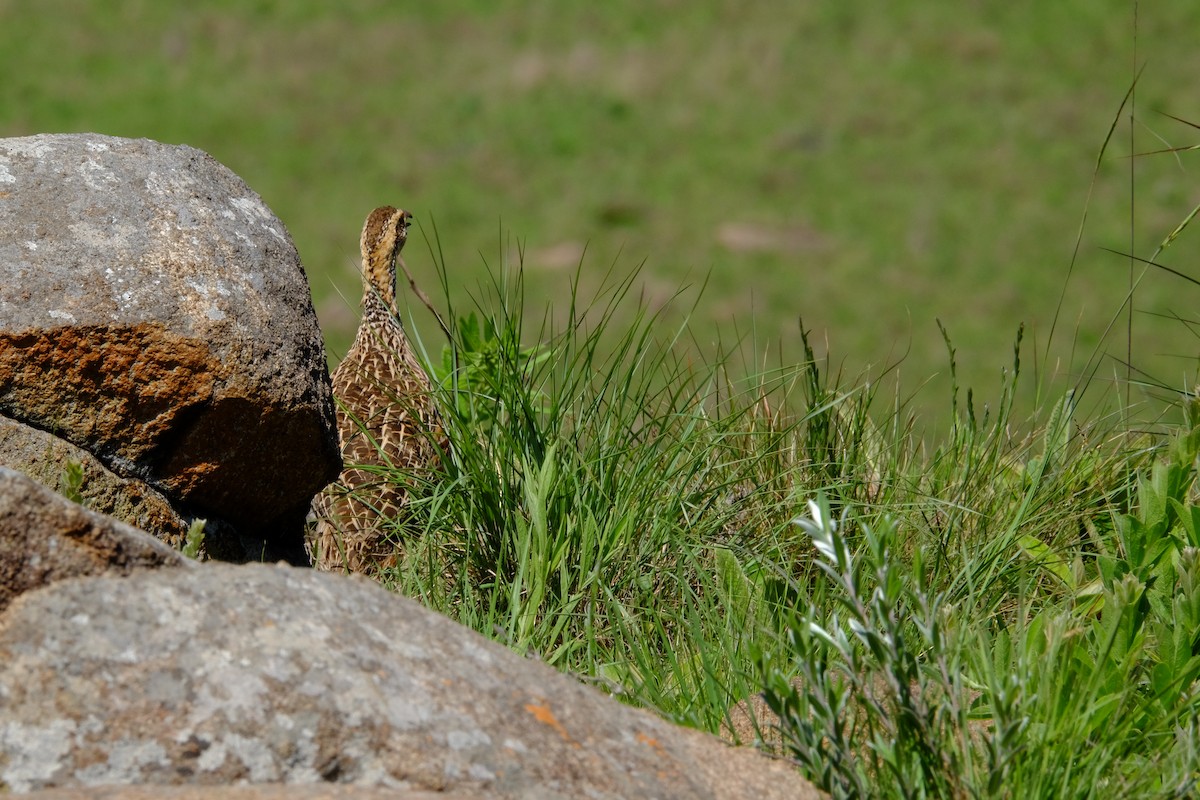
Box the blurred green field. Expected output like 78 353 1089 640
4 1 1200 422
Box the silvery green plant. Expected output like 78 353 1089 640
765 493 971 799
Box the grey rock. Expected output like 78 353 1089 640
0 133 340 556
0 564 820 799
0 466 191 614
21 788 461 800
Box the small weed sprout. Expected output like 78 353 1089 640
181 519 207 560
59 460 85 507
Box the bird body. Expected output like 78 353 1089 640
310 206 441 573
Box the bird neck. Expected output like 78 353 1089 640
362 287 398 329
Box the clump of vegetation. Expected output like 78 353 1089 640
339 217 1199 796
768 455 1200 797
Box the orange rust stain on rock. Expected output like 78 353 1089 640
0 322 338 528
0 323 220 457
636 731 663 751
524 701 577 746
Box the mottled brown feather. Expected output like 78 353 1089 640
310 207 442 574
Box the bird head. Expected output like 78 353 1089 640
360 206 413 310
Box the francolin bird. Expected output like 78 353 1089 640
310 206 442 574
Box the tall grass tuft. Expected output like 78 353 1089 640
377 252 848 726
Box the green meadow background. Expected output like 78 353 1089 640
4 1 1200 424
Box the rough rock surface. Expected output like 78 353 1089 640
0 467 191 614
0 415 194 548
0 133 340 555
0 564 821 799
0 416 263 561
21 788 458 800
